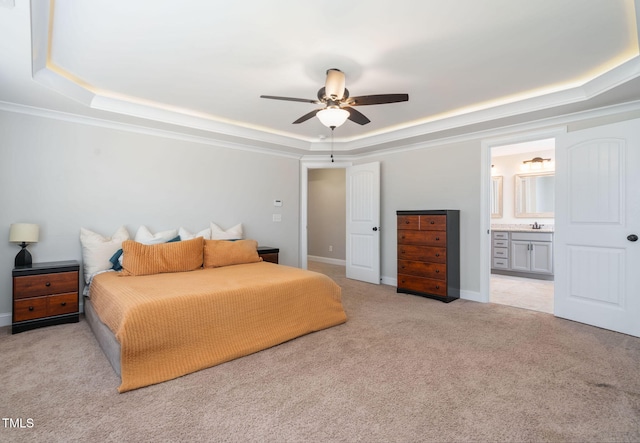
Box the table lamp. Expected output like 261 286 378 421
9 223 39 267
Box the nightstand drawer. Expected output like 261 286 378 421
48 293 79 316
13 271 78 299
14 297 48 322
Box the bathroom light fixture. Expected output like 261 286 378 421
317 107 350 128
522 156 552 171
9 223 39 267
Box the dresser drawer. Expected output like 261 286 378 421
47 293 79 316
398 260 446 281
398 274 448 297
419 215 446 231
398 230 446 246
397 215 420 230
398 245 447 263
493 247 508 259
14 297 48 322
13 271 78 299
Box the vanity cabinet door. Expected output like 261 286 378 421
510 240 532 272
531 241 553 274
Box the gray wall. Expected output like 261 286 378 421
307 168 346 261
361 140 482 296
0 111 300 319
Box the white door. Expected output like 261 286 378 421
555 118 640 337
346 162 380 284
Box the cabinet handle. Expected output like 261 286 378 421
401 279 405 283
401 265 405 269
430 221 435 224
45 282 51 287
436 270 440 273
435 237 440 241
405 220 410 224
435 285 440 289
28 306 34 311
401 235 405 239
435 253 440 257
61 302 67 306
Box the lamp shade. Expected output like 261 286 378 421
317 107 349 128
9 223 39 243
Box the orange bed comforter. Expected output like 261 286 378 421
90 262 346 392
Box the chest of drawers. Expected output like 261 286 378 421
397 210 460 303
12 260 80 334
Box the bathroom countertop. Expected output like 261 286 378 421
491 225 554 233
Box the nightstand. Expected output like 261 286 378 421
12 260 80 334
257 246 279 264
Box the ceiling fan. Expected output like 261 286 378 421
260 68 409 128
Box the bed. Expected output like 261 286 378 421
83 237 347 392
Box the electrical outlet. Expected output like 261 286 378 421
272 214 282 222
329 245 333 252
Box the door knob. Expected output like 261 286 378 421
372 227 378 231
628 234 638 242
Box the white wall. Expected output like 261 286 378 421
0 111 301 321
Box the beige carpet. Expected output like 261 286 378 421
1 262 639 442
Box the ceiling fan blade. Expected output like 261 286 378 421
293 109 322 124
346 107 371 125
260 95 320 104
347 94 409 106
325 69 346 100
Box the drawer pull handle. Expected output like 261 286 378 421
430 221 435 224
435 253 440 257
435 285 440 289
405 220 410 224
61 302 67 306
435 237 440 241
28 306 34 311
45 282 51 287
436 270 440 273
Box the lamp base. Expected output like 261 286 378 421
15 243 32 267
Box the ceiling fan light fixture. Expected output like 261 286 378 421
317 107 349 128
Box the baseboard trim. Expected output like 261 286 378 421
0 312 12 327
460 289 484 303
307 256 346 266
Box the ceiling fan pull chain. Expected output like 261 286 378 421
330 126 335 162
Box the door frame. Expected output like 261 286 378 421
300 159 353 269
479 127 566 303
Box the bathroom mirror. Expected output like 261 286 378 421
490 176 503 218
515 171 554 217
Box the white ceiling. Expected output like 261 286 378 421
1 0 640 156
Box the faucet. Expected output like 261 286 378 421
531 221 543 230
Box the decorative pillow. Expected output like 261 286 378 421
134 225 179 245
121 237 204 277
179 226 212 240
210 222 243 240
80 226 130 284
203 239 261 268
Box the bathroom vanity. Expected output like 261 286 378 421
491 228 553 280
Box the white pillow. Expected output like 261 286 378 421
134 225 178 245
178 226 211 240
210 222 243 240
80 226 130 284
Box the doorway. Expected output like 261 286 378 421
489 138 556 313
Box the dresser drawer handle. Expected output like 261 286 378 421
435 253 440 257
28 306 34 311
435 285 440 289
61 302 67 306
45 282 51 287
435 237 440 241
436 270 440 273
405 220 410 224
430 221 435 224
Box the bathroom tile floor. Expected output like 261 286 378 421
490 274 554 314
